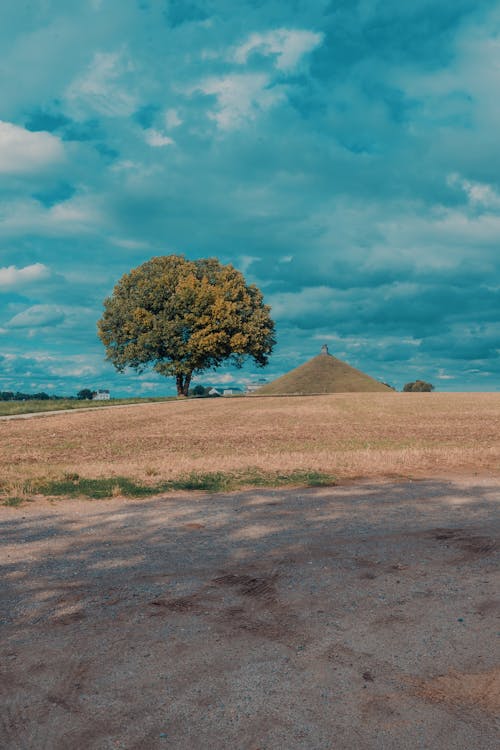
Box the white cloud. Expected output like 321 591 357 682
6 305 66 329
0 263 51 289
379 207 500 265
236 255 260 274
448 173 500 210
194 73 285 130
165 108 183 129
66 51 138 118
234 28 324 71
191 31 322 129
390 9 500 138
0 121 64 174
50 200 94 223
5 303 96 335
269 286 335 321
110 160 161 180
203 373 235 385
0 351 103 379
49 361 100 377
143 128 175 147
0 196 102 237
110 237 150 249
110 160 140 171
138 381 160 392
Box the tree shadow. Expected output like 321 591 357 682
1 478 498 749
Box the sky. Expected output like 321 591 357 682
1 0 499 396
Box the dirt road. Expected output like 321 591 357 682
1 478 499 749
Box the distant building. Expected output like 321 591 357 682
245 383 264 393
222 387 242 396
93 389 110 400
208 387 221 396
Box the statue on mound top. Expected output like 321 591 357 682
320 344 329 355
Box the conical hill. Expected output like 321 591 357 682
256 348 392 395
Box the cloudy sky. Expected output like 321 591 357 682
1 0 499 395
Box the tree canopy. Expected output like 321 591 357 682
77 388 94 400
97 255 276 396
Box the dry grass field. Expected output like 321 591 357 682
1 392 499 498
2 396 499 748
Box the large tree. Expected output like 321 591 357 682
97 255 276 396
77 388 94 400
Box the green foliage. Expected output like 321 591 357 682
28 469 336 499
97 255 276 396
77 388 94 400
403 380 434 392
190 384 206 397
38 476 156 499
2 497 27 507
0 390 54 401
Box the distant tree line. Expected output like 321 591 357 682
0 391 64 401
0 389 110 401
0 380 435 402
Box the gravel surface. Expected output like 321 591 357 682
1 477 499 749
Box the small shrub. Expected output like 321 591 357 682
63 472 80 482
170 472 232 492
403 380 434 392
3 497 27 507
190 384 206 397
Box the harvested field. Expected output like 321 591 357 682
1 392 499 495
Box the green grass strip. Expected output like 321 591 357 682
0 396 177 417
2 496 30 507
2 470 336 504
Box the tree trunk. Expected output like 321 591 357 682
176 372 192 397
176 374 185 397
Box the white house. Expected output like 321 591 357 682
93 389 110 401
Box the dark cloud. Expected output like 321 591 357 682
133 104 160 128
163 0 209 28
25 108 71 133
321 0 495 68
32 182 76 207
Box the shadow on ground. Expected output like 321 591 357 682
1 478 499 749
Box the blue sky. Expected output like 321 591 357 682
1 0 499 395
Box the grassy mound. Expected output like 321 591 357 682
256 353 392 395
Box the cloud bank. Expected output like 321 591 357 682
0 0 498 395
